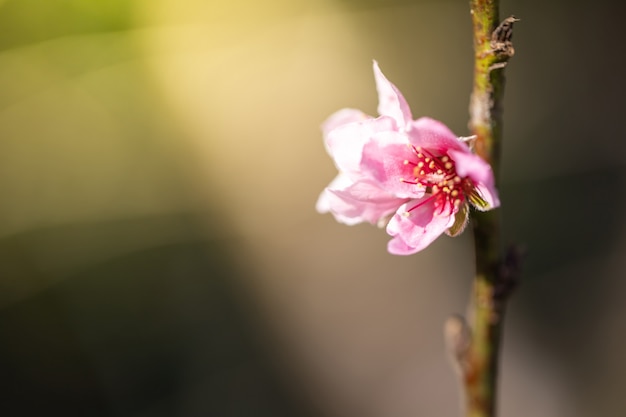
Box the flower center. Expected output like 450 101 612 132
402 146 472 214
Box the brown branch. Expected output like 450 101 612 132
450 2 520 417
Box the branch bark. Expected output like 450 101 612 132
456 2 519 416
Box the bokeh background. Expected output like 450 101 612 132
1 0 625 416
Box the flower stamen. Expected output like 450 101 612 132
402 150 472 216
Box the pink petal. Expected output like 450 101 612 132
317 174 407 225
447 149 490 183
322 108 369 139
407 117 467 154
316 173 352 215
361 139 425 199
386 199 456 255
387 235 420 255
447 149 500 209
325 116 397 175
373 61 412 128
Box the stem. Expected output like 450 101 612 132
465 212 502 417
462 1 517 417
469 0 501 171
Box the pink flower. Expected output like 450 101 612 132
317 61 500 255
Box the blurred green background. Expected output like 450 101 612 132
1 0 625 416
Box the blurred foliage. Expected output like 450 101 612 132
503 168 625 276
0 0 133 50
0 1 313 415
0 217 311 417
336 0 423 9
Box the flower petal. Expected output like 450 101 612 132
373 60 412 128
387 234 420 255
317 174 407 225
322 108 369 139
447 149 500 209
361 139 425 199
386 198 456 255
316 173 352 215
408 117 467 154
324 116 397 175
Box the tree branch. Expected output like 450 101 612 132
455 2 520 416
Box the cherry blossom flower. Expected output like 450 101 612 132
316 61 500 255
